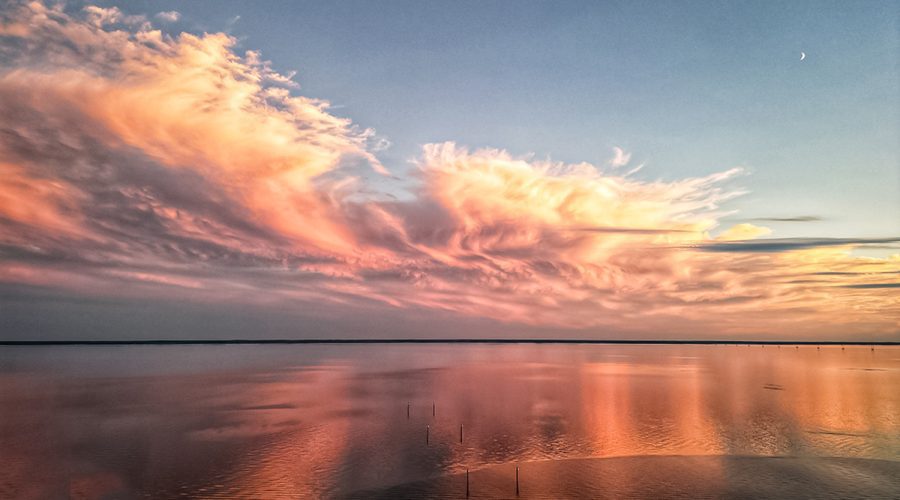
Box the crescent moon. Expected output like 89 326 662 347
800 52 806 61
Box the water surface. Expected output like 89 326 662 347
1 344 898 498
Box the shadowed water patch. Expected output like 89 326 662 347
342 455 900 499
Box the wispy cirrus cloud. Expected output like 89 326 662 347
748 216 823 223
0 1 897 339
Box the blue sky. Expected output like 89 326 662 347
102 0 900 243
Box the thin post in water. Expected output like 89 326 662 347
460 424 464 443
516 465 519 496
466 468 469 497
433 401 435 417
426 425 430 445
407 402 410 419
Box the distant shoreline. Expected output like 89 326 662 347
1 339 897 346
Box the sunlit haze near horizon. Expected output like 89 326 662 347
0 0 898 341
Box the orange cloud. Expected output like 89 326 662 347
0 1 386 258
0 163 87 238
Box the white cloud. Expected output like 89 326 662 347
609 146 631 168
155 11 181 23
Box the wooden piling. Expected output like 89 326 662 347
466 468 469 497
516 465 519 496
426 425 430 445
460 424 464 443
407 402 410 419
433 401 435 417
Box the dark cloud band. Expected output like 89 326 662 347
698 237 900 253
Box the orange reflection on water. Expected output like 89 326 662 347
0 344 897 498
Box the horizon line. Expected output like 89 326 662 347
1 339 897 346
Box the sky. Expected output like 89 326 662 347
0 0 897 340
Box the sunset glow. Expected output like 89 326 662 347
0 2 897 340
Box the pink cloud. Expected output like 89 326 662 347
609 147 631 168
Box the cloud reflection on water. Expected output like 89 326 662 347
0 344 897 498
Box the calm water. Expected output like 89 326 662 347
0 344 898 499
